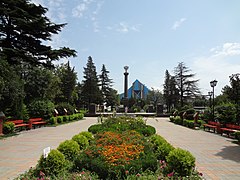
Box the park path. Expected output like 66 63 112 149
1 117 240 180
0 117 97 180
147 117 240 180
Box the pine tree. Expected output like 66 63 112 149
55 61 77 104
99 64 117 107
163 70 179 112
174 62 200 107
0 0 76 67
81 56 102 108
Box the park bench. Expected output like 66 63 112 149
7 120 29 131
220 124 240 137
203 121 221 133
28 118 47 129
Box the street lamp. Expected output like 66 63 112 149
210 80 217 121
208 91 213 107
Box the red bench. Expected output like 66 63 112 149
29 118 47 129
7 120 29 131
203 121 221 133
220 124 240 137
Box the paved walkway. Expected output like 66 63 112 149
0 117 97 180
147 118 240 180
0 117 240 180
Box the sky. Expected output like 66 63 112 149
31 0 240 96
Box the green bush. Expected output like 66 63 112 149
3 122 15 134
183 120 195 129
36 149 67 176
169 116 175 122
77 113 84 120
215 103 237 124
57 140 80 161
49 117 57 125
62 116 68 122
28 100 55 119
88 124 103 134
173 116 182 125
79 131 94 142
68 115 74 121
149 134 174 160
72 134 89 150
137 125 156 136
57 116 63 124
155 142 175 161
166 148 195 177
235 131 240 142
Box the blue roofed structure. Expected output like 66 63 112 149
120 79 149 99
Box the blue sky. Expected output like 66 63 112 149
32 0 240 95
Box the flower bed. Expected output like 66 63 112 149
16 116 203 180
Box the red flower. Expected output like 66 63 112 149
167 172 174 177
125 170 129 174
39 171 45 177
136 173 141 177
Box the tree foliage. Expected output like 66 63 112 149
55 61 77 104
174 62 200 107
81 56 102 108
163 70 179 112
0 0 76 67
99 64 118 107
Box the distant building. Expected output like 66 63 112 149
120 79 149 99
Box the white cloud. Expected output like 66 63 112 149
172 18 186 30
211 43 240 57
191 43 240 95
72 3 87 18
107 22 141 33
72 0 104 33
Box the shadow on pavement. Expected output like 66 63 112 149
215 145 240 163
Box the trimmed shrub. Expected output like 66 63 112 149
169 116 175 122
3 122 15 134
79 131 94 142
235 131 240 142
36 149 67 176
155 142 175 161
72 134 89 150
166 148 195 177
49 117 57 125
173 116 182 125
88 124 103 134
137 125 156 136
77 113 84 120
57 116 63 124
183 120 195 129
28 100 55 119
57 140 80 161
62 116 68 122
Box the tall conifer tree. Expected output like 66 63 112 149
81 56 102 108
0 0 76 67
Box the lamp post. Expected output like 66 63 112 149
208 91 213 107
210 80 217 121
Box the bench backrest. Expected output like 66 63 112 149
208 121 220 126
8 120 24 125
29 118 43 122
226 124 240 130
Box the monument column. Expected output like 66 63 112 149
124 66 129 99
